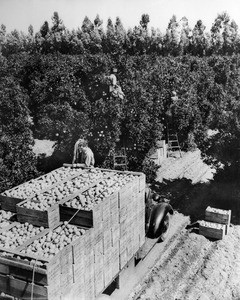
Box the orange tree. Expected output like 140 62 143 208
0 61 39 192
4 50 240 179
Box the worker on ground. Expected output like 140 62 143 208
72 138 95 167
105 68 125 100
146 137 166 166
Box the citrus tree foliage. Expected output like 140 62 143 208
0 58 39 192
199 55 240 170
2 11 240 186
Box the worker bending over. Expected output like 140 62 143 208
72 138 95 167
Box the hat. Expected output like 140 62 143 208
77 138 86 146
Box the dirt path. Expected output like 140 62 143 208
111 213 189 300
156 149 215 184
132 226 240 300
127 150 240 300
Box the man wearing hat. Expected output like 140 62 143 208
72 138 95 167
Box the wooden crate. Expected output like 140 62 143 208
72 261 84 283
0 222 50 254
103 229 112 254
0 273 61 300
111 242 120 278
84 252 95 299
0 167 147 300
110 211 119 228
84 228 95 254
199 220 226 240
84 277 95 300
111 225 120 246
0 222 94 299
205 206 231 234
119 234 127 254
128 171 146 192
17 181 97 228
71 230 86 265
119 248 128 270
94 255 104 296
120 219 128 238
0 195 23 213
59 182 108 229
17 203 60 228
138 189 145 211
139 174 146 192
102 204 111 232
63 281 85 300
103 248 112 288
60 244 74 290
0 255 49 286
132 232 140 254
109 192 119 215
0 250 61 299
0 167 83 213
60 205 93 227
118 182 133 208
119 205 128 223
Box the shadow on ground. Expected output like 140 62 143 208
151 177 240 225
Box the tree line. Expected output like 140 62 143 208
1 12 240 57
1 12 240 192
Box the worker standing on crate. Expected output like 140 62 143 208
72 138 95 167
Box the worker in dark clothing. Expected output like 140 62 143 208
72 138 95 167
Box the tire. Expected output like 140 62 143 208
158 212 171 242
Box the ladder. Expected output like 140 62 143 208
167 132 182 158
113 147 128 170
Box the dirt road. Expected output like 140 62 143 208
132 225 240 300
111 213 189 300
129 150 240 300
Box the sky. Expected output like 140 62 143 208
1 0 240 33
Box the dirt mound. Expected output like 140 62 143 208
133 226 240 300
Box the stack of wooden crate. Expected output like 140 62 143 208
0 166 83 213
0 222 93 299
0 166 146 300
199 206 231 240
60 169 146 298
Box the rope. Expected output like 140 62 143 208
31 259 37 300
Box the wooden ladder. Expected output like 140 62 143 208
167 132 182 158
113 147 128 170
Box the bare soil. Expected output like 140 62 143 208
132 225 240 300
128 150 240 300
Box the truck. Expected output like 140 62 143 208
0 164 173 300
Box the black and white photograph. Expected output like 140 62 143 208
0 0 240 299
